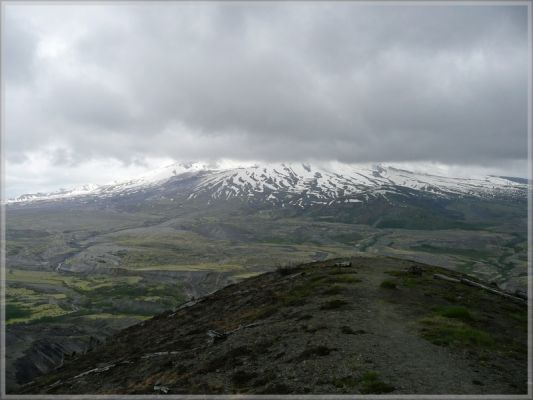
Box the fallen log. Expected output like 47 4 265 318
333 261 352 268
433 273 460 283
434 273 526 304
460 278 526 304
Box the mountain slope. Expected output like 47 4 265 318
18 256 527 395
8 162 527 206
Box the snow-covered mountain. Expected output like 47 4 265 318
7 161 527 206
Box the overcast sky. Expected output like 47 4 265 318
3 3 529 197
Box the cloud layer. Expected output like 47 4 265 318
3 3 529 195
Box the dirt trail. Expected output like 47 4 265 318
360 272 502 393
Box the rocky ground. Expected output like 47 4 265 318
16 256 527 395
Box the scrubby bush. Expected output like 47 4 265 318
380 280 397 289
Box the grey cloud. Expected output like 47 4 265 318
2 12 37 83
3 3 528 170
43 77 134 131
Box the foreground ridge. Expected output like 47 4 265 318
19 256 527 395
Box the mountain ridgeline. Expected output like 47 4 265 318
9 162 527 232
10 162 527 204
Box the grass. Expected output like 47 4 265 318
420 315 494 348
5 304 32 321
231 370 258 386
6 269 142 291
6 267 184 324
332 275 362 284
320 299 349 310
80 313 151 321
411 244 491 259
240 305 279 321
295 346 334 361
340 326 366 335
510 312 527 324
321 285 343 295
274 279 326 307
359 371 395 394
132 263 244 272
234 272 262 279
380 280 397 289
435 306 474 321
6 301 71 325
277 265 301 276
332 376 359 390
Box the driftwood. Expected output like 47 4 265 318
433 273 460 283
434 273 526 304
73 364 115 379
334 261 352 268
168 297 207 317
206 321 270 346
407 265 423 276
460 278 526 304
154 384 169 394
142 351 182 359
514 290 528 300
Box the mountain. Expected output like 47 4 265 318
7 161 527 206
17 257 527 395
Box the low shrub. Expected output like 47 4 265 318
320 299 349 310
436 306 473 321
359 371 395 394
380 280 397 289
420 316 494 347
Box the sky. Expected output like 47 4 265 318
2 3 529 198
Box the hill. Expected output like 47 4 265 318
17 256 527 395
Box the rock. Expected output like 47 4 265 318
407 265 423 276
154 383 169 394
333 261 352 268
207 330 227 345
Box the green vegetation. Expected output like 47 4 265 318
5 304 32 321
331 371 394 393
296 346 334 360
277 265 301 276
340 326 366 335
359 371 395 394
435 306 474 321
321 285 343 295
380 280 397 289
411 244 490 259
420 315 494 348
332 376 359 390
274 278 326 307
237 304 279 323
6 268 184 324
320 299 349 310
332 274 362 284
132 263 244 272
231 370 258 386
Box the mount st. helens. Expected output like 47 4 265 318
8 162 527 206
5 162 528 392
